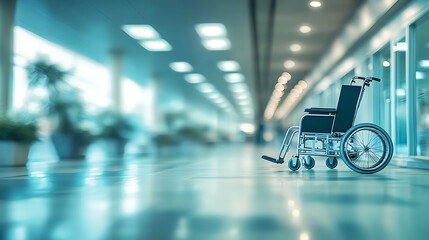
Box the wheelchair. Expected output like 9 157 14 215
262 76 393 174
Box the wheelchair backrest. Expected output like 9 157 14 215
332 85 362 133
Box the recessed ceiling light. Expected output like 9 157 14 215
122 25 160 39
197 83 215 93
299 25 312 33
195 23 227 38
284 60 296 69
218 61 240 71
224 73 245 83
169 62 193 72
202 38 231 50
382 61 390 67
275 83 285 91
290 44 302 52
278 76 288 84
184 73 206 84
282 72 292 80
309 1 322 8
140 39 172 51
298 80 308 88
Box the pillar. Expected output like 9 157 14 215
110 49 123 112
0 0 17 115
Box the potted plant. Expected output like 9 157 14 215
26 59 94 160
98 111 133 157
0 117 37 166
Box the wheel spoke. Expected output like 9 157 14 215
369 151 381 165
353 133 366 148
369 150 382 160
367 133 378 147
368 137 382 149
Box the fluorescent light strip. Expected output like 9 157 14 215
229 83 247 92
218 61 240 71
195 23 227 38
202 38 231 51
224 73 245 83
140 39 172 51
184 73 206 84
197 83 215 93
122 25 160 39
169 62 193 72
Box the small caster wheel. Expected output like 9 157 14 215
326 157 338 169
288 157 301 171
303 156 315 169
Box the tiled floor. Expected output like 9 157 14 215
1 144 429 240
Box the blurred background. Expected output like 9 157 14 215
0 0 429 239
0 0 427 161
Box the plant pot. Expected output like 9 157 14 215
51 133 89 160
0 141 32 167
101 138 127 157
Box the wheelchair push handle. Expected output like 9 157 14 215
368 77 381 82
350 76 381 85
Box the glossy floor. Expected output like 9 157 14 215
1 144 428 240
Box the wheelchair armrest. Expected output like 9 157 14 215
304 107 337 114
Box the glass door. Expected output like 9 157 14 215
413 16 429 157
375 45 392 134
393 37 407 154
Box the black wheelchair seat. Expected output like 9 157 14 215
301 85 361 133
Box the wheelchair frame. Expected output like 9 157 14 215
262 76 394 174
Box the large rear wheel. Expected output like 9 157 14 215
340 123 393 174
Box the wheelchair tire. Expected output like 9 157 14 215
325 157 338 169
303 156 315 169
288 157 301 171
340 123 393 174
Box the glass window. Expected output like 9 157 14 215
355 58 372 124
13 26 112 114
414 16 429 156
394 37 407 154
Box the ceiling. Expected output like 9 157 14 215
15 0 363 121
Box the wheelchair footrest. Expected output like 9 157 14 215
262 155 283 164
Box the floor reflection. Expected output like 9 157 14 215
0 144 429 239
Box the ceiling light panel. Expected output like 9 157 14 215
290 44 302 52
218 61 240 72
197 83 215 93
284 60 296 69
309 1 322 8
140 39 172 51
122 25 160 39
224 73 245 83
202 38 231 51
169 62 193 72
195 23 227 38
184 73 206 84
